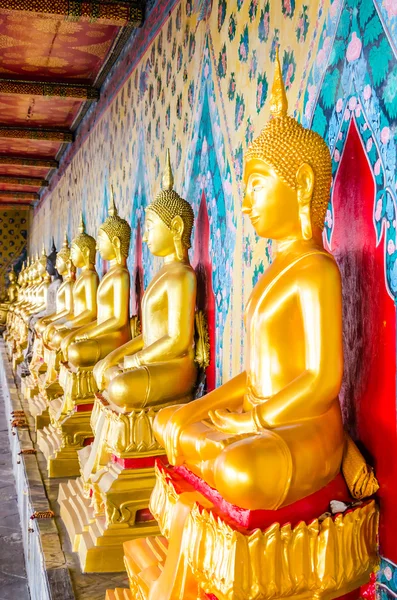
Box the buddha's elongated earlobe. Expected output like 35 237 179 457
171 215 185 261
113 236 122 265
296 162 314 240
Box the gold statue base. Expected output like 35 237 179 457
28 380 63 429
36 402 94 478
57 394 181 572
36 362 97 477
106 463 379 600
21 374 39 400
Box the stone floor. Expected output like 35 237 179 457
0 386 30 600
0 344 131 600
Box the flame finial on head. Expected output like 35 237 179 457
162 149 174 192
78 213 85 234
109 185 118 217
41 243 46 257
270 47 288 118
62 231 68 248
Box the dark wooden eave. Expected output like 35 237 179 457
0 0 144 25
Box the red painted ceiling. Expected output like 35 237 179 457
0 5 133 205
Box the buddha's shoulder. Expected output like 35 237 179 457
290 249 340 283
165 262 196 280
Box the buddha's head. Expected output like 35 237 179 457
9 269 16 285
36 246 48 278
97 191 131 263
144 150 194 259
71 215 97 268
46 239 59 278
56 232 74 277
243 49 332 241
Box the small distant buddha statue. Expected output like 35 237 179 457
36 233 76 347
0 268 20 328
64 195 132 370
6 268 19 303
25 242 62 364
93 151 197 410
50 217 99 359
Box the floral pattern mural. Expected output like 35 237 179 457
30 0 397 390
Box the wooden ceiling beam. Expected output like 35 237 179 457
0 190 38 202
0 1 144 25
0 79 99 101
0 126 73 142
0 155 58 168
0 175 48 186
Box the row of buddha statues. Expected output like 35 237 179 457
3 54 380 600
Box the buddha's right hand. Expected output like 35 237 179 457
161 403 205 466
93 358 110 390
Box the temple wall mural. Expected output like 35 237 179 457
28 0 397 588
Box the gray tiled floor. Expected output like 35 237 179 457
0 388 30 600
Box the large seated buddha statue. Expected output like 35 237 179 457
108 54 379 600
58 152 204 573
37 200 132 478
28 234 76 425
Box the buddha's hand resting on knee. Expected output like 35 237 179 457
93 359 107 389
208 409 256 434
75 333 89 342
123 353 141 370
162 403 203 466
209 406 270 433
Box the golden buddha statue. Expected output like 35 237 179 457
50 216 99 358
5 265 25 346
36 233 76 345
27 234 77 418
111 53 379 600
58 152 200 573
64 197 132 371
37 200 133 478
0 268 20 328
93 152 197 409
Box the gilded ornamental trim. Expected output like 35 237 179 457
0 0 144 25
0 79 99 101
0 175 48 187
0 126 73 142
0 155 58 168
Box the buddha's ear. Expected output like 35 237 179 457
171 215 184 239
82 245 90 264
112 236 122 264
296 163 314 205
296 163 314 241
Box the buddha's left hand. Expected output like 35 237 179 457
208 409 256 434
123 353 141 370
75 333 89 342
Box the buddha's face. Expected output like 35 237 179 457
96 229 115 261
243 158 300 240
55 256 67 276
9 273 15 284
70 244 85 268
143 210 175 257
36 261 46 277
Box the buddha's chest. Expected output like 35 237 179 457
97 272 114 303
142 274 168 317
73 277 89 308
